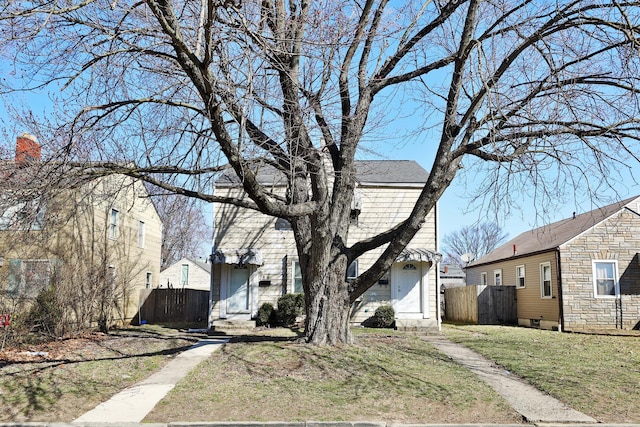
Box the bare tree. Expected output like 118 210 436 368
2 1 640 344
442 223 508 266
155 194 212 268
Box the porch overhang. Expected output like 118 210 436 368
212 248 263 265
396 248 442 263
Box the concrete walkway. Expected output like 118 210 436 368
423 335 597 423
73 337 229 424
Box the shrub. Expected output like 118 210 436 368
26 286 64 338
367 305 395 328
276 293 305 326
257 302 276 327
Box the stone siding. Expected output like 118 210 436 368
559 208 640 330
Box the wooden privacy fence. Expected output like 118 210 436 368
444 285 517 325
136 288 209 324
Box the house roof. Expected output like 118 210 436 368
161 257 212 274
215 160 429 187
468 195 640 267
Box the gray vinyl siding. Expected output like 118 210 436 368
213 183 438 325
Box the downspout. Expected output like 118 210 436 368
435 200 441 331
555 248 564 332
208 186 216 330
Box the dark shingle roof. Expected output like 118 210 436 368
469 196 640 266
215 160 428 186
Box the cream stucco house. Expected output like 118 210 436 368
209 160 441 330
0 133 163 326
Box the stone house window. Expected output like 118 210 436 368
592 260 619 298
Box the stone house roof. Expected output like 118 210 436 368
469 195 640 267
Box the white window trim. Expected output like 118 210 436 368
480 272 487 286
540 262 552 299
516 265 526 289
146 271 152 289
592 260 619 298
493 269 502 286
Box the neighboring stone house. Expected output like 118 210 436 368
465 196 640 331
0 133 163 325
210 160 441 330
159 257 211 290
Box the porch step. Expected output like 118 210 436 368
394 319 438 333
211 320 256 333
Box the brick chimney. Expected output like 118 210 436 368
15 132 41 167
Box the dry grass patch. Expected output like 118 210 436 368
146 329 521 424
443 324 640 423
0 325 199 422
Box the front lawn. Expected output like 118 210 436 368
145 329 521 424
443 324 640 423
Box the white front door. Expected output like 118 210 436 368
227 264 250 314
395 263 422 313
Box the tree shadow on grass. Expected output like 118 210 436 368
0 338 197 421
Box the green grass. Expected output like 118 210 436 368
442 324 640 423
145 329 521 424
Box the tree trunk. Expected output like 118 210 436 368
303 256 353 345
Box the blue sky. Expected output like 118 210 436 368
2 84 639 251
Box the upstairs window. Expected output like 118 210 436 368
138 221 145 248
109 208 119 239
181 264 189 287
275 218 292 231
347 260 359 281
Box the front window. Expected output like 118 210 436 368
494 269 502 286
516 265 526 288
146 272 152 289
7 259 57 298
593 260 618 297
540 262 552 298
480 272 487 286
292 261 303 293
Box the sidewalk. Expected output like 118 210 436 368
72 337 229 424
423 335 596 423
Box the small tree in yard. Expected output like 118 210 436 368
2 1 640 345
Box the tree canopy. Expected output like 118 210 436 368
1 0 640 344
